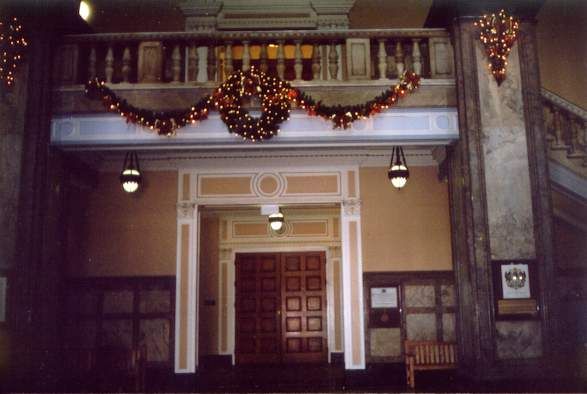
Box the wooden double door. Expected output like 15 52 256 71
235 252 328 364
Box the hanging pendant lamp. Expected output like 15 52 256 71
387 146 410 189
120 151 142 193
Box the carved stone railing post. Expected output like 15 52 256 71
259 43 269 74
394 40 404 76
328 42 338 80
242 40 251 71
276 40 285 80
568 117 586 159
544 105 555 143
88 46 96 80
582 120 587 166
311 43 321 81
412 38 422 75
105 45 114 83
294 40 303 81
377 38 388 80
551 108 567 149
207 45 216 82
188 44 198 82
171 45 182 83
121 46 131 82
225 42 233 79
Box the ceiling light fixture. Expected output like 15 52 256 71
268 211 285 232
387 146 409 189
120 151 142 193
79 1 91 21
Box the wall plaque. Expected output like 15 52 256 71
492 260 539 319
368 286 400 328
371 287 398 308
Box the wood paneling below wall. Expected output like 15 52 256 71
363 271 455 363
64 276 175 368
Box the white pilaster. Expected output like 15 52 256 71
340 198 365 369
175 201 199 373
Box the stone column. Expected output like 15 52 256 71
448 12 555 380
8 26 69 390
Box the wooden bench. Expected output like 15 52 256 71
404 340 457 389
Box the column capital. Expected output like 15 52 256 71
177 202 196 219
341 198 361 216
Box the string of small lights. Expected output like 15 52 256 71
85 67 421 141
474 9 519 86
0 17 28 87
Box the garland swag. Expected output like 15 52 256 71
85 67 421 142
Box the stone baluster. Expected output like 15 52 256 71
568 116 586 158
276 41 285 80
171 45 182 83
88 46 96 79
121 46 131 83
188 44 198 82
328 42 338 80
207 45 216 82
412 39 422 75
225 42 233 78
551 108 567 149
242 41 250 71
543 104 555 142
311 43 321 81
259 43 269 74
377 39 388 80
582 120 587 166
394 41 405 76
294 40 303 81
105 45 114 83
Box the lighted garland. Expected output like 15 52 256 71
292 71 420 129
213 70 292 141
474 9 519 86
0 17 28 87
85 67 421 141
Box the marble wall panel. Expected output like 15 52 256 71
101 319 133 348
370 328 401 357
441 284 455 307
476 45 536 260
404 285 435 307
442 313 456 342
495 320 542 359
140 319 171 362
139 289 171 314
406 313 436 340
103 290 134 314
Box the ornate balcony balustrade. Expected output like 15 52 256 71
542 89 587 178
53 29 454 86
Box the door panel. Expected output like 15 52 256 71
235 253 281 363
281 252 327 363
236 252 327 364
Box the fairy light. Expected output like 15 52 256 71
474 9 519 85
0 17 27 87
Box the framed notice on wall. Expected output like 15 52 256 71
368 286 400 327
492 260 539 319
